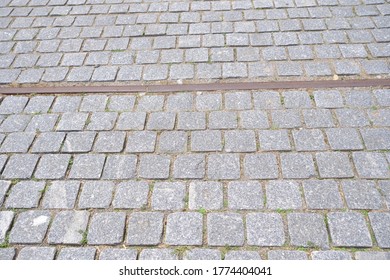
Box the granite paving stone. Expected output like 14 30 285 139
244 154 278 179
368 212 390 248
126 131 156 153
303 180 344 209
207 213 244 246
316 152 354 178
247 213 285 246
139 249 178 260
173 154 205 179
0 211 14 243
208 154 240 179
78 181 114 209
266 180 303 209
0 248 15 260
102 155 137 179
42 181 80 209
62 132 96 153
342 180 382 209
99 249 137 260
228 181 263 210
17 247 56 260
311 251 352 260
5 181 45 209
34 154 70 179
69 154 105 179
353 152 389 179
184 249 221 260
2 154 39 179
189 181 223 210
268 250 308 260
57 248 96 260
93 131 125 153
165 212 203 245
127 212 164 245
112 181 149 209
151 182 186 210
88 212 126 245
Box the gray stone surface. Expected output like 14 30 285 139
126 131 156 152
102 155 136 179
355 251 390 260
31 132 65 153
228 181 263 210
42 181 80 209
88 212 126 245
151 182 186 210
369 212 390 248
173 154 205 179
0 211 14 243
127 212 164 245
293 129 326 151
48 211 89 244
17 247 56 260
9 210 51 244
207 213 244 246
139 155 170 179
247 213 285 246
139 249 178 260
112 181 149 209
287 213 329 248
5 181 45 209
326 128 363 150
2 154 39 179
259 129 291 150
34 154 70 179
224 251 261 260
268 250 308 260
165 212 203 245
184 249 221 260
208 154 240 179
62 132 96 153
78 181 114 209
191 130 222 151
225 130 256 152
303 180 344 209
69 154 105 179
93 131 125 152
311 251 352 260
281 153 316 179
316 152 354 178
0 181 11 207
342 180 382 209
159 131 187 153
116 112 146 130
266 181 303 209
57 248 96 260
244 154 278 179
189 181 223 210
0 248 15 260
353 152 389 179
328 212 372 247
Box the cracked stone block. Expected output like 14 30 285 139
353 152 389 179
247 213 285 246
62 132 96 153
126 131 156 152
78 181 114 209
259 130 291 151
0 248 15 260
139 155 170 179
328 212 372 247
177 112 206 130
88 212 126 245
208 154 240 179
9 210 51 244
17 247 56 260
99 249 137 260
266 181 303 210
209 111 238 129
244 154 278 179
112 181 149 209
281 153 316 179
191 130 222 151
2 154 39 179
116 112 146 130
0 211 14 243
303 180 344 209
87 112 118 131
48 211 89 244
361 128 390 150
25 114 58 133
228 181 263 210
225 130 256 152
139 249 178 260
369 212 390 248
189 181 223 210
224 251 261 260
31 132 65 153
0 96 28 114
34 154 70 179
69 154 105 179
311 251 352 260
268 250 308 260
93 131 125 153
42 181 80 209
56 113 88 131
57 248 96 260
159 131 187 153
0 115 31 133
316 152 354 178
184 249 221 260
147 112 176 130
165 212 203 245
239 110 269 129
208 213 244 246
151 182 186 210
0 132 35 153
293 129 326 151
102 155 137 179
326 128 363 150
173 154 205 179
342 180 382 209
5 181 45 209
288 213 329 249
126 212 164 245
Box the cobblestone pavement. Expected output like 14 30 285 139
0 0 389 84
0 88 389 260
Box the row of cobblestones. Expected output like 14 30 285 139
1 0 389 83
0 88 389 259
